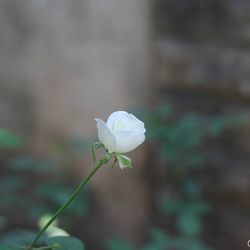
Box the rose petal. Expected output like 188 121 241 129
107 111 128 131
107 111 146 134
127 114 146 133
95 118 117 152
113 130 145 153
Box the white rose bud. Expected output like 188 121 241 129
95 111 146 168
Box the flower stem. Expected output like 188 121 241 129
28 158 106 249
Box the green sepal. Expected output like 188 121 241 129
116 154 132 169
91 141 103 163
102 151 112 164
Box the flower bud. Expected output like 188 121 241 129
95 111 146 154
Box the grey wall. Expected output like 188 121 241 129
0 0 151 246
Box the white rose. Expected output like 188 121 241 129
95 111 146 154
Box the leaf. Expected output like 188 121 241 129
177 211 201 236
141 228 169 250
183 179 200 198
156 104 171 119
0 246 22 250
46 227 69 238
38 214 58 229
161 198 185 215
9 157 35 171
38 214 69 238
46 236 85 250
0 129 23 148
116 154 132 169
106 238 134 250
206 115 245 137
207 118 227 137
0 176 23 190
0 229 38 246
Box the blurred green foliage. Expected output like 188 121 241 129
106 104 244 250
0 129 23 148
0 132 89 248
106 239 135 250
46 236 85 250
146 104 244 170
141 104 244 250
0 106 245 250
0 156 89 220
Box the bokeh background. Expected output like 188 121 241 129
0 1 250 249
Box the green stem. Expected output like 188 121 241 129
28 158 106 249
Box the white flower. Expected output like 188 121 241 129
95 111 146 154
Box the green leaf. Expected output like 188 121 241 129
116 154 132 169
207 118 227 136
106 238 134 250
156 104 171 119
0 246 22 250
161 198 185 215
9 157 35 171
46 236 85 250
141 228 169 250
206 116 245 137
38 214 69 238
177 211 201 236
0 229 38 246
183 179 200 198
38 214 58 229
0 129 23 148
0 176 23 191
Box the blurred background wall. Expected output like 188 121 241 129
0 0 150 141
153 1 250 249
0 0 150 247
